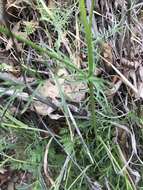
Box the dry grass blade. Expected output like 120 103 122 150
43 137 55 187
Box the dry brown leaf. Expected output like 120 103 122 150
101 42 113 69
38 80 59 103
63 81 87 102
33 80 60 117
57 68 68 84
57 68 87 102
33 101 55 116
33 69 87 117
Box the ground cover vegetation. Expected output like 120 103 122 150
0 0 143 189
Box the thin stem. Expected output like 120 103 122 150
79 0 94 77
88 81 96 134
0 25 84 76
89 0 95 29
79 0 96 132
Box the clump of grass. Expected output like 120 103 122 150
0 0 142 190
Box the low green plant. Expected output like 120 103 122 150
0 0 142 189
